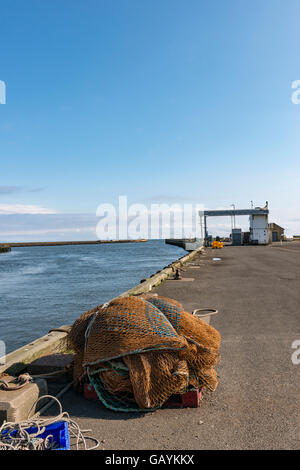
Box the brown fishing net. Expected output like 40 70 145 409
68 305 100 388
68 295 220 411
123 352 189 408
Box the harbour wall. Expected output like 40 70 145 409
8 239 147 248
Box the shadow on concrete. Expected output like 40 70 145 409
43 388 146 421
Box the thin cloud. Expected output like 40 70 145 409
143 195 203 203
0 226 95 236
0 186 44 194
0 186 22 194
27 187 44 193
0 204 57 215
0 213 98 242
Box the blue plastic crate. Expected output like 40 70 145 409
1 420 70 450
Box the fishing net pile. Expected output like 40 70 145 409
68 295 221 412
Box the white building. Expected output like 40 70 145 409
249 210 269 245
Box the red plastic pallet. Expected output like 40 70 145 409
163 389 203 408
84 383 99 401
83 383 202 408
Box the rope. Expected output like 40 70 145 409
48 328 71 334
0 373 33 391
0 371 69 391
30 370 67 379
84 303 109 358
0 394 100 450
32 382 73 417
192 308 219 318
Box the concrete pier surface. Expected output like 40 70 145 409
51 244 300 450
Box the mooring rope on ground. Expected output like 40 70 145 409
0 373 33 391
0 370 71 391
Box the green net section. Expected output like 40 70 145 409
87 363 159 413
87 362 198 413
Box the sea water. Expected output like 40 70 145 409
0 240 185 353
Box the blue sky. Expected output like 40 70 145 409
1 0 300 240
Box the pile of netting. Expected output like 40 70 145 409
68 295 221 412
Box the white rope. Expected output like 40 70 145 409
0 394 100 450
192 308 219 317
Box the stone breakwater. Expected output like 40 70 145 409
0 244 11 253
8 239 147 248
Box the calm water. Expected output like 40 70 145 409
0 240 185 353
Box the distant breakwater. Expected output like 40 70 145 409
8 239 147 248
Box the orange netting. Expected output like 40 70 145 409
68 295 220 410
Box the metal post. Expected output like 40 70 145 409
204 216 208 246
231 204 236 229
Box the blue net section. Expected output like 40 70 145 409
143 296 182 332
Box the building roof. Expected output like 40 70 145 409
268 223 284 231
201 208 269 217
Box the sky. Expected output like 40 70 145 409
1 0 300 241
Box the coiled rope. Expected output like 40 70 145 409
192 308 219 318
0 394 100 450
